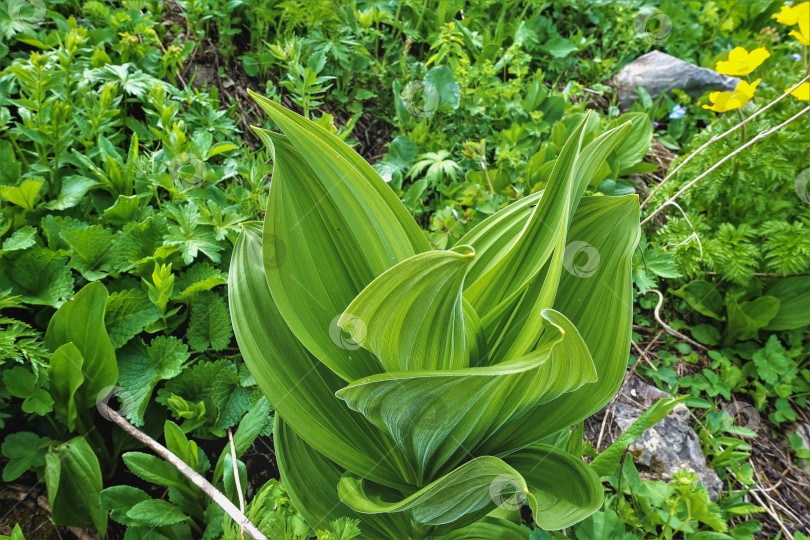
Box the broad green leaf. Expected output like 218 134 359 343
589 397 688 476
48 343 85 430
45 175 99 211
127 499 189 527
122 451 183 489
505 444 603 530
60 224 116 281
45 437 107 536
672 280 725 321
45 282 117 407
100 485 151 527
608 113 653 177
439 517 529 540
250 92 429 382
723 295 779 345
337 309 595 482
1 432 50 482
0 178 43 210
477 195 640 455
425 65 461 113
338 456 528 527
213 396 271 484
763 276 810 330
274 416 412 540
228 222 416 487
102 194 140 226
339 245 479 371
464 118 631 332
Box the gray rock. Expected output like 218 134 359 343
615 51 739 110
611 375 724 500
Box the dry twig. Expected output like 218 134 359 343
100 404 267 540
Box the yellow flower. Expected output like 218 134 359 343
703 79 761 112
786 82 810 100
715 47 771 76
773 2 810 45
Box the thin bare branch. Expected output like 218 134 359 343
642 103 810 226
641 73 810 208
100 404 267 540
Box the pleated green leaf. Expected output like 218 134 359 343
464 118 631 330
251 93 429 382
339 245 480 371
231 95 643 537
338 456 528 527
479 195 640 455
337 309 595 482
505 444 603 530
274 416 412 540
439 518 530 540
228 223 416 487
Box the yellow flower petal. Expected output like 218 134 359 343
703 90 746 112
715 47 771 76
773 5 799 25
789 5 810 45
786 82 810 101
734 78 761 100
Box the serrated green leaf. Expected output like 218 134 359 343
173 262 227 303
0 246 74 307
1 225 37 253
105 289 162 349
187 291 232 352
117 336 189 425
60 224 116 281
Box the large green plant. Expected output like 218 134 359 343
228 93 641 538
